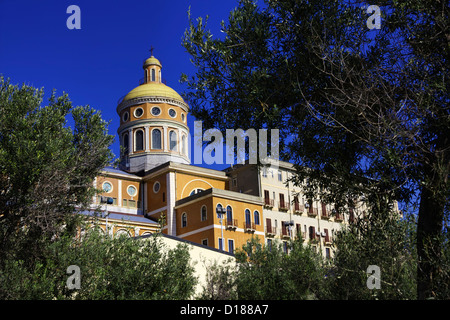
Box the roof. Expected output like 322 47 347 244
101 166 140 178
122 82 184 103
82 210 159 225
143 56 162 68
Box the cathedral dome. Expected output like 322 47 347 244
122 82 184 103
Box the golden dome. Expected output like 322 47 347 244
122 82 184 102
143 56 162 68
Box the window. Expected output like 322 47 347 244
181 113 185 122
283 241 288 254
262 167 267 177
201 205 207 221
278 170 282 181
202 239 208 246
254 210 260 225
152 129 161 149
169 130 177 151
190 188 204 196
226 206 233 222
267 239 272 251
218 238 224 251
153 181 160 193
326 248 331 259
102 182 112 193
245 209 251 225
151 69 156 81
181 135 186 155
151 106 161 116
232 178 237 187
228 239 234 254
123 133 129 154
127 185 137 197
135 130 144 151
181 213 187 228
122 111 129 122
134 107 144 118
168 108 176 118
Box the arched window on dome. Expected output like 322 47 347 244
169 130 177 151
123 133 129 154
182 135 186 155
151 69 156 82
135 130 144 151
152 129 161 149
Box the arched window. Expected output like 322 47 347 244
169 130 177 151
182 135 186 155
181 213 187 228
151 69 156 82
152 129 161 149
123 133 129 154
201 205 207 221
245 209 251 225
254 210 260 225
226 206 233 222
135 130 144 151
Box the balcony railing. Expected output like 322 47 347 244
225 218 238 229
307 207 319 217
244 222 256 232
294 203 304 214
281 226 290 239
278 201 289 212
264 198 274 208
265 226 276 236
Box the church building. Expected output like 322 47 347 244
86 53 364 256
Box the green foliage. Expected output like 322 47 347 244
182 0 449 299
0 228 197 300
200 236 326 300
0 77 114 262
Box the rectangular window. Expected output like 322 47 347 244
278 170 282 181
202 239 208 246
123 199 127 207
267 239 272 251
228 239 234 254
218 238 224 251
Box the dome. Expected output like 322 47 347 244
122 82 185 103
143 56 162 68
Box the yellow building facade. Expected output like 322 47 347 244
86 53 358 256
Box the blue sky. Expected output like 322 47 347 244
0 0 238 170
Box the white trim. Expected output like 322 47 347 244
150 106 161 116
153 181 161 193
146 205 168 217
118 180 122 206
168 108 177 118
133 107 144 118
102 181 113 193
180 179 214 198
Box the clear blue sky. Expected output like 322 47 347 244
0 0 238 170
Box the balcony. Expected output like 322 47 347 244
294 203 304 215
225 219 238 230
265 226 276 237
281 227 291 239
264 198 274 209
307 207 318 217
244 222 256 233
278 201 289 212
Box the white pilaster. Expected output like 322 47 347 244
166 171 176 236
